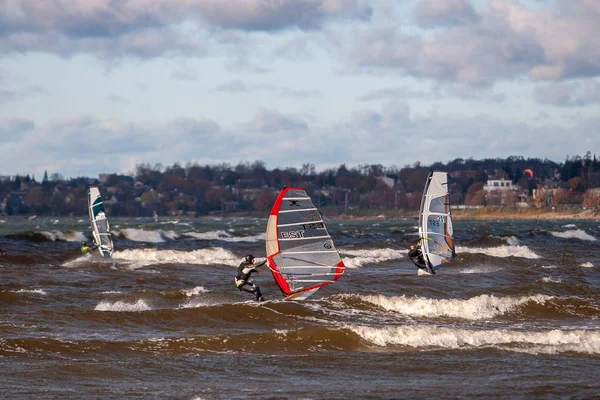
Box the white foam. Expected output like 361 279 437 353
457 245 541 259
12 289 47 295
183 286 208 296
580 262 594 268
118 228 180 243
340 248 407 268
38 230 87 242
111 247 239 268
550 229 596 241
349 325 600 354
541 265 558 269
459 266 502 274
183 230 265 243
178 299 212 309
504 236 519 246
541 277 562 283
562 224 577 228
95 299 151 312
360 293 553 320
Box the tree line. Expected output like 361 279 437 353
2 152 599 217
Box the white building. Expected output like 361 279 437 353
483 179 514 192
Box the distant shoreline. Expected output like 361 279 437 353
2 209 598 221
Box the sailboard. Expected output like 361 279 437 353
88 187 114 259
417 171 455 275
266 187 345 300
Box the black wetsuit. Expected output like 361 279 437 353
235 259 267 301
409 245 434 274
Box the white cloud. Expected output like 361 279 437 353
348 0 600 85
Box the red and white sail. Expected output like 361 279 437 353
266 187 345 300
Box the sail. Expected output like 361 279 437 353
418 171 455 272
88 187 114 259
266 187 345 300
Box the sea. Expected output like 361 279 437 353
0 216 599 399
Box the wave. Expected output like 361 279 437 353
2 324 597 356
110 247 239 268
459 265 503 274
6 230 87 242
358 294 553 320
540 277 562 284
182 286 208 297
340 248 407 268
116 228 179 243
94 299 152 312
182 230 266 243
550 229 596 241
348 325 600 354
457 245 541 259
580 262 594 268
10 289 48 295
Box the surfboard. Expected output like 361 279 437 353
417 171 455 274
266 187 345 300
88 187 114 259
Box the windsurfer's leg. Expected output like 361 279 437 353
425 261 435 275
255 286 264 301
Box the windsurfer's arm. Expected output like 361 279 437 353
254 259 268 268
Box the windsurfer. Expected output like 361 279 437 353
235 254 267 301
80 241 98 255
408 241 435 274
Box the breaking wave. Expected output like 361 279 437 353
117 228 180 243
457 245 541 259
182 230 265 243
348 325 600 354
340 248 407 268
359 294 553 320
94 299 152 312
550 229 596 241
111 247 239 268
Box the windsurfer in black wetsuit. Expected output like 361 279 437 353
235 254 267 301
408 241 435 274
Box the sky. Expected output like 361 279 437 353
1 0 599 179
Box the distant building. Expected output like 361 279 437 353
483 179 514 192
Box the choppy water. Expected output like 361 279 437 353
1 216 599 399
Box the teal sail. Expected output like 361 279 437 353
87 187 114 259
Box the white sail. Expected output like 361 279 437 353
266 187 345 300
88 187 114 259
418 171 455 273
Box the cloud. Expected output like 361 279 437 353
216 80 321 98
171 69 198 81
250 108 309 133
414 0 478 27
0 117 35 141
106 94 128 104
349 0 600 85
191 0 372 31
0 83 46 104
534 79 600 107
0 0 371 59
1 104 599 178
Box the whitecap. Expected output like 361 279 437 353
340 248 407 268
550 229 596 241
94 299 151 312
359 293 552 320
456 245 540 259
348 325 600 354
